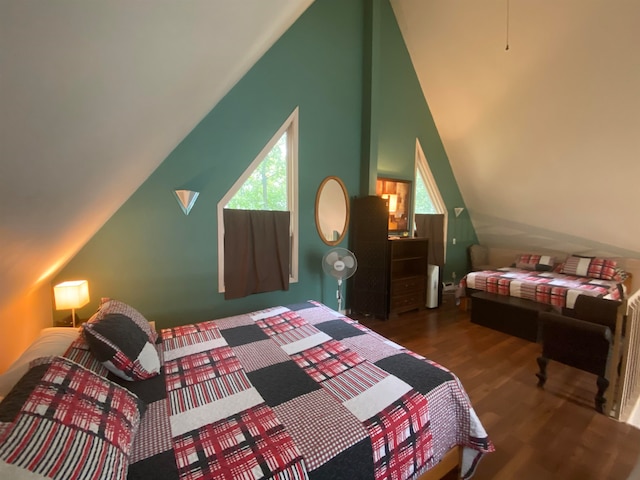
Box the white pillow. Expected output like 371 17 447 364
0 327 80 397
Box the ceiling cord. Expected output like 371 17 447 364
505 0 510 51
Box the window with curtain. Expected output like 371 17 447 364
217 108 299 293
414 138 447 253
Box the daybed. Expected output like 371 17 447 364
0 299 493 480
457 252 631 341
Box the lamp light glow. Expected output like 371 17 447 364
54 280 90 327
382 194 398 213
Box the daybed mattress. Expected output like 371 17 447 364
460 268 623 309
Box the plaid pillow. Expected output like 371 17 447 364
0 356 143 480
613 267 629 283
514 254 555 272
561 256 617 280
84 312 160 381
97 298 157 343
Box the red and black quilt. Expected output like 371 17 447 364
460 268 623 308
65 301 493 480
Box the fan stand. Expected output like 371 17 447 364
336 278 344 313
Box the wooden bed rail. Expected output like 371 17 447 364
417 445 461 480
610 287 640 420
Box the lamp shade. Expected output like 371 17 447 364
54 280 90 310
382 194 398 213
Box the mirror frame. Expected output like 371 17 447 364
315 176 350 246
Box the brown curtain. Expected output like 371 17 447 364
415 214 445 267
415 213 445 305
223 209 290 300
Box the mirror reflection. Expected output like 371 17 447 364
315 176 349 246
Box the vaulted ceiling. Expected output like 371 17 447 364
2 0 639 318
391 0 640 257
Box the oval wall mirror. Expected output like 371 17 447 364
315 176 349 246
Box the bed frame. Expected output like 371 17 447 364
418 446 461 480
462 271 633 341
470 290 551 342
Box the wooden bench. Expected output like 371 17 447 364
470 292 553 342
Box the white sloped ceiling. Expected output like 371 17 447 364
392 0 640 257
0 0 313 311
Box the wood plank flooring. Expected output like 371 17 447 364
355 294 640 480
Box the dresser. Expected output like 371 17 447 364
349 196 428 319
388 237 428 316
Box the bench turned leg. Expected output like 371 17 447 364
595 376 609 414
536 356 548 387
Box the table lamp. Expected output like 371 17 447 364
54 280 90 328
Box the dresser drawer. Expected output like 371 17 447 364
390 291 424 312
391 276 425 296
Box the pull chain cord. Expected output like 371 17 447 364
505 0 510 50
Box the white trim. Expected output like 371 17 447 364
414 139 448 257
217 107 299 293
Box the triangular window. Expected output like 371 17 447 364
217 108 299 292
415 139 445 216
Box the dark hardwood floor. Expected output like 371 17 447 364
355 294 640 480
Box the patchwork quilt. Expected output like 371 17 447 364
0 356 143 480
64 301 493 480
460 268 623 309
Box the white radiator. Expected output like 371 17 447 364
613 288 640 420
426 264 439 308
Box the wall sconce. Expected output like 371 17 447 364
382 194 398 214
174 189 199 215
451 207 465 245
54 280 90 328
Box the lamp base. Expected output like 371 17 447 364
53 315 82 328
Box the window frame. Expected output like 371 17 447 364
217 108 299 293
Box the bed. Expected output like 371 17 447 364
459 254 627 308
0 299 493 480
457 254 629 341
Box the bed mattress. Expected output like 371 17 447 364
460 268 623 309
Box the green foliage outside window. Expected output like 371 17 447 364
414 170 437 214
226 134 288 210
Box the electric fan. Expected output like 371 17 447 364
322 247 358 313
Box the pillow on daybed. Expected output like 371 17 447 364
613 266 630 283
514 254 556 272
0 356 144 480
83 299 160 381
561 256 617 280
0 327 80 398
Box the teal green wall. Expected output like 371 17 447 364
373 0 477 280
54 0 477 326
53 0 365 327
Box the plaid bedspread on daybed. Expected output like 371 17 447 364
65 301 493 480
460 268 623 309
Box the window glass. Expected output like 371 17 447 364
415 169 438 214
226 133 288 210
